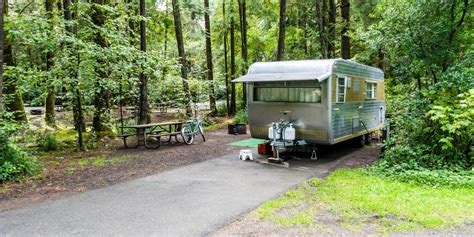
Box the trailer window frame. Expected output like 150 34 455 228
336 76 347 103
252 81 322 103
366 82 377 99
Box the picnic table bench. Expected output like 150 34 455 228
119 121 185 149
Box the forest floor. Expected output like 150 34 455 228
0 123 248 210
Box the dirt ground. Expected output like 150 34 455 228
0 126 250 210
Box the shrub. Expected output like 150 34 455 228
40 132 61 151
0 122 41 181
201 116 216 127
233 110 248 124
216 103 228 116
376 73 473 187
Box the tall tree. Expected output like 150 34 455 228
0 0 3 111
64 0 84 149
138 0 150 124
328 0 336 58
276 0 286 61
223 0 230 116
204 0 217 115
315 0 327 58
91 0 111 131
238 0 247 105
340 0 350 59
162 0 169 80
45 0 56 126
171 0 192 116
229 0 236 115
3 0 26 122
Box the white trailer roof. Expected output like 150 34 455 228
232 59 384 83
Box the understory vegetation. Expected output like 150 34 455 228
0 0 472 212
258 169 474 232
361 1 473 188
0 118 41 181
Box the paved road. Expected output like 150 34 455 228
0 150 348 237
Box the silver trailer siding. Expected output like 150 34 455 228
233 59 385 145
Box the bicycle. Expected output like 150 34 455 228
181 118 206 145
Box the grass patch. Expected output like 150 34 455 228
203 118 232 132
318 169 474 231
257 180 320 227
64 154 133 174
257 169 474 233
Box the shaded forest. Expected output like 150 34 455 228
0 0 472 184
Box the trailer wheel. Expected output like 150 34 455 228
353 135 365 148
364 133 372 145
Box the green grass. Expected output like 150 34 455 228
64 155 132 174
257 169 474 232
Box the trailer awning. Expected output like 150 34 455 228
233 72 331 83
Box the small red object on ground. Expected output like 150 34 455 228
258 143 272 155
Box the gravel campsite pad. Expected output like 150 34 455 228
0 127 250 210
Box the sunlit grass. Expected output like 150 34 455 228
63 155 133 174
257 169 474 232
318 169 474 231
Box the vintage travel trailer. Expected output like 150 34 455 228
233 59 385 146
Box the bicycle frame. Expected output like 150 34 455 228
184 119 202 136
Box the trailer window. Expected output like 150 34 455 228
253 81 321 103
366 82 377 99
336 77 346 103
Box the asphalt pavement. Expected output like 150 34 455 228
0 150 346 237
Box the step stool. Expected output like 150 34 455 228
239 150 253 161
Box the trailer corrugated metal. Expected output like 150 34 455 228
233 59 385 145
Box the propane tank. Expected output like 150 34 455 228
268 124 281 139
284 124 296 141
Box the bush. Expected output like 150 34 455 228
40 132 61 151
0 122 41 181
201 116 216 127
233 110 248 124
376 73 473 187
216 103 228 116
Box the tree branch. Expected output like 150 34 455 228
448 0 469 44
19 0 35 15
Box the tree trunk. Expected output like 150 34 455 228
56 0 62 14
138 0 149 124
172 0 192 116
315 0 327 58
0 0 4 112
229 0 236 115
64 0 84 149
45 0 56 126
377 48 384 72
127 0 135 39
162 1 169 80
91 0 111 132
238 0 247 106
327 0 336 58
3 0 26 122
322 0 328 57
276 0 286 61
223 0 230 116
340 0 350 59
204 0 217 115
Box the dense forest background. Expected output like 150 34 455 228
0 0 472 184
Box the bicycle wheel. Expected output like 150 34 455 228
181 125 194 145
199 125 206 142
